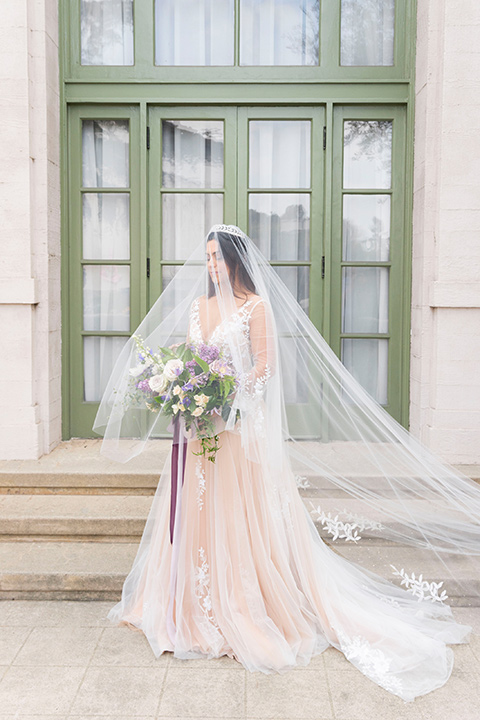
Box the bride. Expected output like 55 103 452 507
93 224 480 702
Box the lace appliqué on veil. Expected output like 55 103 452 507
188 297 202 345
195 457 206 511
334 627 403 695
195 547 222 640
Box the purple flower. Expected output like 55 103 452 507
210 358 234 377
137 380 151 392
198 343 220 363
185 360 197 375
183 397 192 407
182 382 194 392
174 366 182 376
193 372 210 386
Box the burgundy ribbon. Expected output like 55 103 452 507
170 417 187 544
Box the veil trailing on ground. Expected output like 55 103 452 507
93 224 480 611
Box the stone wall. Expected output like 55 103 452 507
0 0 479 463
411 0 480 462
0 0 60 459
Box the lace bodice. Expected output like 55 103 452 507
187 296 273 427
188 296 262 365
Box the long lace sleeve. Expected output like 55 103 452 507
249 298 275 391
237 298 276 400
227 297 277 447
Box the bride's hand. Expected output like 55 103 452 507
168 342 182 351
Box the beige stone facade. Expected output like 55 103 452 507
0 0 60 460
0 0 479 463
411 0 480 462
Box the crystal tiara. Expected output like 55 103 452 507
209 224 246 238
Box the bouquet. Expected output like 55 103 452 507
126 334 240 462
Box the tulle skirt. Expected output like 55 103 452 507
107 430 472 702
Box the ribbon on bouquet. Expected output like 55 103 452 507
170 416 187 544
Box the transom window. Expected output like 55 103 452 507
79 0 397 68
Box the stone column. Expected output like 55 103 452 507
411 0 480 463
0 0 60 459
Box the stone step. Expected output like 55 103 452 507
1 491 479 546
1 439 478 495
0 541 138 600
0 438 170 495
0 495 154 541
0 493 458 543
0 540 478 604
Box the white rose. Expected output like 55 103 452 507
129 365 145 378
192 406 204 417
148 374 167 393
164 359 184 381
172 385 184 396
194 393 208 406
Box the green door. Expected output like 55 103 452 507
66 104 143 439
148 105 325 327
330 105 408 423
147 104 325 436
66 102 408 438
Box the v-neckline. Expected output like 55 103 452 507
198 298 253 344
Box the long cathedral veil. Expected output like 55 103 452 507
93 224 480 616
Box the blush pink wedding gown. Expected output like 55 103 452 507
106 296 471 702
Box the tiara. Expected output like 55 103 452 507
209 224 246 238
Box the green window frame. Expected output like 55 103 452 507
330 105 409 423
64 105 143 437
63 0 414 82
60 1 417 439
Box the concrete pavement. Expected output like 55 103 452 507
0 600 479 720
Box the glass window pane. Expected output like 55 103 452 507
249 194 310 261
162 121 224 188
82 120 129 188
162 193 223 260
341 338 388 405
341 0 395 66
81 0 134 66
161 266 200 330
249 121 311 189
240 0 319 66
342 194 390 261
155 0 234 66
83 193 130 260
282 336 309 404
275 266 310 314
84 336 129 401
83 265 130 331
343 120 392 189
342 266 389 333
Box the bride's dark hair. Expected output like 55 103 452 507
206 230 257 299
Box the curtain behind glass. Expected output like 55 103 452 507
340 0 395 66
81 0 134 65
240 0 319 66
82 120 131 402
155 0 234 65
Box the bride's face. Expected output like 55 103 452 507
206 238 231 286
